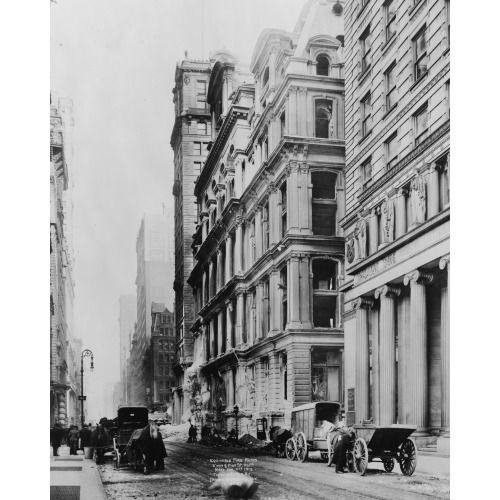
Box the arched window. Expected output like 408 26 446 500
316 55 329 76
262 67 269 87
315 99 332 138
311 171 337 236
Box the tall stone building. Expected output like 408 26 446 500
170 57 212 420
50 95 82 426
150 304 176 408
340 0 450 452
118 294 136 405
129 213 172 405
180 0 346 433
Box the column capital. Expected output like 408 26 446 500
403 269 434 287
226 233 233 243
352 297 374 310
439 254 450 270
397 187 408 197
216 246 223 255
225 300 234 311
374 285 401 300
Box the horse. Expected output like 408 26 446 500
270 426 292 458
126 421 167 474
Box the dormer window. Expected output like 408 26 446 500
316 55 329 76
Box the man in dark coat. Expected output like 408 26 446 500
68 426 80 455
79 424 92 450
50 423 65 457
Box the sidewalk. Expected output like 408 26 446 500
50 446 107 500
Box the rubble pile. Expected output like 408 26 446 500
160 422 191 442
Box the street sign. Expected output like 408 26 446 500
78 396 87 401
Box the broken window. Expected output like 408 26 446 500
312 171 337 236
315 99 332 139
316 55 329 76
312 259 338 328
311 349 342 402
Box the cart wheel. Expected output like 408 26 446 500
383 458 395 472
399 439 417 476
296 432 308 463
285 438 297 461
353 438 369 476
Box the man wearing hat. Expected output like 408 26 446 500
50 423 65 457
79 424 93 452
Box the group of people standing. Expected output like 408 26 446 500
50 419 110 461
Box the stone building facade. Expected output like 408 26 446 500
340 0 450 452
182 0 346 434
118 294 136 405
170 57 212 422
150 304 176 408
50 96 82 426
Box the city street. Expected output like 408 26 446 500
98 442 450 500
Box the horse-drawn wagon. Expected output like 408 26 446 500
347 423 418 476
112 405 149 470
285 401 342 463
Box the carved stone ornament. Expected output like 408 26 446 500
346 239 355 264
184 75 190 85
352 297 374 310
403 269 434 287
439 254 450 270
354 217 368 259
410 172 426 225
380 198 395 244
374 285 401 300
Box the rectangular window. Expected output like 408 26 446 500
193 162 202 176
386 133 398 170
311 350 342 402
361 93 372 137
360 27 371 73
413 26 428 82
385 0 396 41
414 104 428 145
385 62 397 111
197 122 207 135
193 142 202 155
362 158 372 190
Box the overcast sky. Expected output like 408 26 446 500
50 0 306 418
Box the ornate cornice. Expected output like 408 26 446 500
403 270 434 287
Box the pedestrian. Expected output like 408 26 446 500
187 423 197 443
50 423 65 457
92 418 109 464
80 424 92 449
69 426 80 455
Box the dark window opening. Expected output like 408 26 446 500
312 259 337 290
315 99 332 139
313 295 337 328
280 181 287 238
262 67 270 87
316 55 329 76
280 266 288 330
312 172 337 236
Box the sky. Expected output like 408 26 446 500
50 0 307 419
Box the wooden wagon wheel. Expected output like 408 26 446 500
296 432 308 463
285 437 297 461
383 458 395 472
353 437 369 476
399 438 417 476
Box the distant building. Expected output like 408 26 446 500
150 303 176 409
129 213 172 405
50 95 82 427
118 295 136 405
170 56 212 420
340 0 450 452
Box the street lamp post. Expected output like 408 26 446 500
80 349 94 427
233 404 239 443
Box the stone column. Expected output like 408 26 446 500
269 351 280 410
369 207 378 255
270 267 281 333
225 234 233 283
439 255 450 438
298 87 307 136
255 208 263 259
217 247 223 292
269 186 280 245
299 254 312 328
374 285 401 425
288 254 301 328
288 164 300 233
403 270 434 429
201 267 207 307
217 309 224 356
395 188 407 239
208 317 215 359
208 259 215 300
299 164 311 232
226 300 234 350
201 213 208 241
256 282 264 340
235 292 245 346
354 297 374 423
227 368 235 408
289 87 298 135
235 219 243 274
428 163 440 218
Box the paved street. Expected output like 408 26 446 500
98 441 450 499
